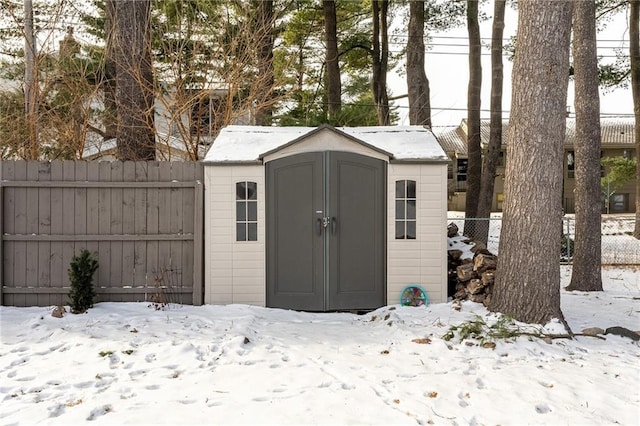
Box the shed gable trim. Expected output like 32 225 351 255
258 124 394 160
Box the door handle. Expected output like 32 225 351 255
331 217 337 235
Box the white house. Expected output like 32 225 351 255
203 125 450 311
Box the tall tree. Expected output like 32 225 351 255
475 0 506 245
114 0 155 160
406 0 431 126
255 0 276 126
463 0 482 238
371 0 390 125
631 0 640 238
23 0 38 159
566 0 603 292
489 0 574 325
103 0 117 140
323 0 341 121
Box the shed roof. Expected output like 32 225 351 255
203 125 449 163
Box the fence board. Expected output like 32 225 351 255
3 162 15 306
109 162 124 301
13 162 27 306
50 162 64 290
37 162 52 306
1 160 204 307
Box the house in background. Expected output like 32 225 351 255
83 85 254 161
433 117 637 214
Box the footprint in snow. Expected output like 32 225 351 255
458 392 470 408
535 403 551 414
476 378 486 389
48 403 65 418
86 404 113 421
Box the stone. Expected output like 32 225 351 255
466 279 485 295
581 327 605 336
447 223 459 238
448 249 463 261
605 326 640 341
481 271 495 286
474 253 497 273
456 263 476 282
469 293 486 304
51 305 66 318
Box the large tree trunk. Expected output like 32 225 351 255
631 0 640 239
476 0 506 245
114 0 155 160
255 0 275 126
489 0 573 325
104 0 117 141
566 0 603 291
463 0 482 238
323 0 341 122
372 0 390 125
407 0 431 127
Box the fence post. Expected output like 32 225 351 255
0 162 3 305
192 179 204 305
565 216 571 260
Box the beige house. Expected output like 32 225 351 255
433 117 637 213
203 125 449 311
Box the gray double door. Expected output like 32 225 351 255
266 151 386 311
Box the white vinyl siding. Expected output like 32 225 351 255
204 165 265 305
387 163 448 305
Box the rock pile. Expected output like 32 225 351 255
447 223 498 307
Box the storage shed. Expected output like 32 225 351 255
203 125 449 311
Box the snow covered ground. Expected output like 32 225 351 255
1 266 638 425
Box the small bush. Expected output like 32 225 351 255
561 234 574 261
68 249 99 313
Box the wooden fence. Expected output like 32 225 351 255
0 161 204 307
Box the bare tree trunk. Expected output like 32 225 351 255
631 0 640 238
407 0 431 127
476 0 506 245
567 0 603 291
255 0 275 126
114 0 155 160
323 0 341 122
372 0 390 125
104 0 117 140
464 0 482 238
489 0 573 325
24 0 39 159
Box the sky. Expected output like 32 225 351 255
1 259 638 425
390 4 635 126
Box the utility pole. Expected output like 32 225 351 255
24 0 39 159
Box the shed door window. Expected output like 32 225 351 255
395 180 416 239
236 182 257 241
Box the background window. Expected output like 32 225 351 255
236 182 257 241
395 180 416 240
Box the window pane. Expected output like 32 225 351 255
236 223 246 241
395 221 405 239
248 223 258 241
246 182 257 200
395 200 405 220
407 180 416 199
406 199 416 220
395 180 405 198
406 221 416 239
236 201 246 221
247 201 257 221
236 182 247 200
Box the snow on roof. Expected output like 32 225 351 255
203 125 449 163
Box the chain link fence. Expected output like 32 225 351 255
447 214 640 265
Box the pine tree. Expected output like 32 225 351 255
68 249 99 314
